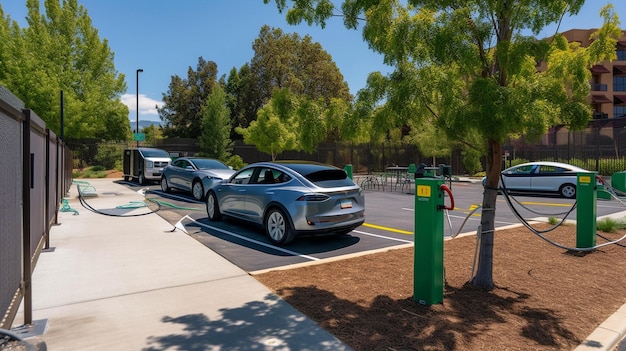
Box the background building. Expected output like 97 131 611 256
560 29 626 119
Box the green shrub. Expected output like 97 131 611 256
91 165 106 172
472 171 486 177
226 154 246 170
508 158 529 167
462 148 483 175
95 143 125 170
548 216 559 225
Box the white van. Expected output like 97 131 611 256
123 148 171 184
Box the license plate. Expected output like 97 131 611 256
340 199 352 209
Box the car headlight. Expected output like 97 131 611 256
146 160 153 168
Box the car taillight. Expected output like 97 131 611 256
297 194 330 202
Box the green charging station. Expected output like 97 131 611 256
413 177 448 305
576 172 597 249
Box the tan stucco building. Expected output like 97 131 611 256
560 29 626 119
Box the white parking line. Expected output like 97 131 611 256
149 190 204 204
352 230 414 244
184 217 321 261
401 207 518 226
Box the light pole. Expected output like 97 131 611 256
136 68 143 146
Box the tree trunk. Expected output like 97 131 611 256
471 138 502 290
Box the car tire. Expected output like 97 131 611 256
265 207 295 245
206 191 221 221
161 177 171 193
560 183 576 199
192 180 204 201
138 173 146 185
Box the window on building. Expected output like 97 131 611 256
618 48 626 61
615 106 626 118
615 76 626 92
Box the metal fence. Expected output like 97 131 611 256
0 86 73 330
64 117 626 177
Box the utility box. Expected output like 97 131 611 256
123 147 171 184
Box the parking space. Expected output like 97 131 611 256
117 180 626 272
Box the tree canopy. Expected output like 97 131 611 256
266 0 622 289
226 25 352 133
199 84 234 162
0 0 128 140
158 57 219 139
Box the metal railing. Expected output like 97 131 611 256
0 86 73 330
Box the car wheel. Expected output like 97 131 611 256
138 173 146 185
206 191 221 221
161 177 171 193
192 180 205 201
560 183 576 198
265 208 295 245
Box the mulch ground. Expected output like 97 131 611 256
254 224 626 351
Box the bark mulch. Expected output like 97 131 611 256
254 224 626 351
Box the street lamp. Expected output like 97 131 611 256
136 68 143 146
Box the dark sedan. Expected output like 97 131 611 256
160 157 235 201
205 161 365 245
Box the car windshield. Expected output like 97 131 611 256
193 159 229 170
141 149 170 158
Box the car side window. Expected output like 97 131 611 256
231 168 254 184
538 165 558 174
173 159 184 168
253 168 276 184
275 172 290 183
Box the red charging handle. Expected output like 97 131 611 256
440 184 454 211
596 175 605 186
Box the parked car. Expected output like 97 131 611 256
483 161 590 198
205 161 365 245
123 147 171 185
160 157 235 201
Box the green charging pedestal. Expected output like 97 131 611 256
344 164 353 180
576 172 597 249
413 177 445 305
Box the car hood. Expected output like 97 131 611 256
201 169 236 180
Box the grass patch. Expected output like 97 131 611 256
73 166 108 179
597 217 626 233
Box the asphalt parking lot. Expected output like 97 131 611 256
115 180 626 272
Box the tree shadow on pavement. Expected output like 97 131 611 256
143 293 349 351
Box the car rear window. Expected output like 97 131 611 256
304 170 354 187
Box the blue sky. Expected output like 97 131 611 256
2 1 624 123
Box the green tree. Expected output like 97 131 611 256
236 89 298 161
405 119 452 166
267 0 621 289
199 84 233 161
142 124 163 147
159 57 219 138
226 25 351 137
0 0 129 140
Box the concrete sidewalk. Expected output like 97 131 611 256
11 178 352 350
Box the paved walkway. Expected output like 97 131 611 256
11 178 352 350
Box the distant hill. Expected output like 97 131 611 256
130 119 163 132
